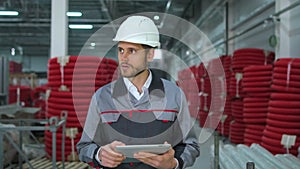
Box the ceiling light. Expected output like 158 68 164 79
0 11 19 16
153 15 160 20
69 24 93 29
11 48 15 56
186 50 190 56
67 12 82 17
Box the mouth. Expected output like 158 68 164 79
120 63 131 70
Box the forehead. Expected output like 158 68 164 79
118 41 143 49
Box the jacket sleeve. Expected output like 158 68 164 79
174 89 200 168
76 94 102 167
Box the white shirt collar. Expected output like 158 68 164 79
123 70 152 100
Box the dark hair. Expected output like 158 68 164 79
141 44 154 49
141 44 155 55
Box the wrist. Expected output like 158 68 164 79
95 147 102 163
93 146 102 166
98 147 103 161
172 158 179 169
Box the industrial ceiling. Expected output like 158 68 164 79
0 0 195 59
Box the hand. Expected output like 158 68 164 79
99 141 126 168
133 142 177 169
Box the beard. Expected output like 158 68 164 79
119 63 147 78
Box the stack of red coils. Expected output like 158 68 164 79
177 66 200 119
198 63 211 127
230 98 244 144
9 61 22 73
9 85 32 106
229 48 274 98
242 65 273 145
229 48 275 144
46 56 118 160
229 121 245 144
216 55 232 137
31 85 48 119
262 58 300 155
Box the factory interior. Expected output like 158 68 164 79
0 0 300 168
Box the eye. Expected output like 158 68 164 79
128 48 137 54
118 47 124 54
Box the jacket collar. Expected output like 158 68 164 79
112 69 165 99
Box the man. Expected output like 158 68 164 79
77 15 200 169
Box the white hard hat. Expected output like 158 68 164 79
113 16 160 48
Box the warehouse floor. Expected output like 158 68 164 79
187 121 214 169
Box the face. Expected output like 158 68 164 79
117 42 153 78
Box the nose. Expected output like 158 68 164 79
119 51 129 61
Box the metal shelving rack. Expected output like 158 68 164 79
0 57 9 105
0 112 67 169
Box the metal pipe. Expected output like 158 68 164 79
224 2 229 55
195 0 224 27
170 0 224 53
0 118 49 123
230 1 275 31
214 131 220 169
273 0 300 17
0 125 53 131
219 0 300 48
17 87 20 106
52 130 57 169
180 0 195 18
4 132 34 169
0 57 9 105
0 131 3 169
98 0 113 23
0 117 67 168
50 117 58 169
19 120 23 169
61 111 67 169
157 0 173 28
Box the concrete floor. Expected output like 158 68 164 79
187 121 215 169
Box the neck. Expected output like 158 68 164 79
128 69 149 93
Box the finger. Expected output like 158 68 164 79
134 152 158 159
134 154 160 168
102 154 125 163
110 141 126 155
111 141 126 147
165 148 174 156
106 148 124 157
101 159 121 168
102 148 125 162
101 153 125 167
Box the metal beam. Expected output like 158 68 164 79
0 33 108 38
110 0 166 1
0 18 109 23
0 23 105 27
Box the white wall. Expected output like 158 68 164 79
276 0 300 58
228 0 275 54
28 56 49 72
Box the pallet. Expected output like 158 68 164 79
22 157 91 169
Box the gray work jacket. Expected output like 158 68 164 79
77 70 200 169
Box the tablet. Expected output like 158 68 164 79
115 144 171 158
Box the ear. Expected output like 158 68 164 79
147 48 155 62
